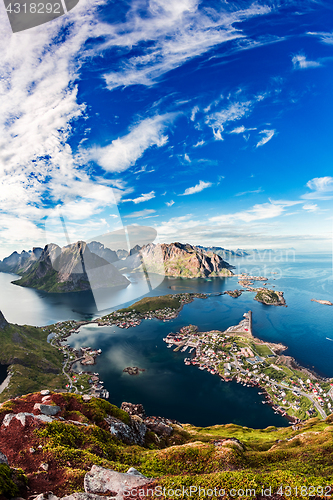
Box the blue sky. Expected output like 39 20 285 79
0 0 333 257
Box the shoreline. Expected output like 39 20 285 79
163 313 332 423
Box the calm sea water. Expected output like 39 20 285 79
1 253 332 427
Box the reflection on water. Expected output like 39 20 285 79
67 320 288 428
1 254 333 427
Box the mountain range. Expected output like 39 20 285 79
0 241 233 293
10 241 130 293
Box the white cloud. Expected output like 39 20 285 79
103 1 271 90
180 180 212 196
184 153 191 163
235 188 263 196
193 140 205 147
166 200 175 206
89 114 175 173
303 203 318 212
307 31 333 45
213 128 224 141
209 200 291 224
206 101 253 137
230 125 246 134
125 209 156 218
0 2 140 255
302 176 333 200
229 125 257 134
256 129 275 148
292 54 321 70
190 106 199 121
122 191 156 204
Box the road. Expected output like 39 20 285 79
230 353 327 419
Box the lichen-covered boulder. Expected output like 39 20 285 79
104 415 146 446
84 465 152 500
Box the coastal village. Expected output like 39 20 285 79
163 311 333 422
40 282 332 423
42 293 208 399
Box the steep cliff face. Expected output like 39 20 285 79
141 242 234 278
12 241 130 293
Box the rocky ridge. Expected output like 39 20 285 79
140 242 234 278
11 242 130 293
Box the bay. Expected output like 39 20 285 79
1 253 333 427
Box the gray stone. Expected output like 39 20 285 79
34 493 59 500
2 412 54 429
0 450 8 465
126 467 146 478
62 494 113 500
84 465 152 500
34 403 61 416
82 395 92 402
105 415 146 446
40 390 50 396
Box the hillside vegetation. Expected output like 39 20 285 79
1 392 333 499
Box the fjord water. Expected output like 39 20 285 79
1 253 333 427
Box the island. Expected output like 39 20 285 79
1 291 326 423
123 366 145 375
254 289 286 306
311 299 333 306
163 311 332 422
224 289 243 298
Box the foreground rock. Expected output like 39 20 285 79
84 465 153 499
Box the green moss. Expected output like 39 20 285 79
0 464 20 498
118 295 181 314
85 398 130 425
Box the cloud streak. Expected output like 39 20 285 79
89 114 176 173
179 180 212 196
102 1 272 90
256 129 275 147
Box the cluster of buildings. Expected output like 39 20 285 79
163 312 333 422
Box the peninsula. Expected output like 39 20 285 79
163 312 332 422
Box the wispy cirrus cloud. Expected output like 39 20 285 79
166 200 175 206
179 180 212 196
209 199 300 224
303 203 318 212
307 31 333 45
235 188 263 197
256 129 275 147
206 101 253 140
102 0 272 90
229 125 257 134
292 54 321 70
125 209 156 218
89 114 176 173
122 191 156 204
302 176 333 200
